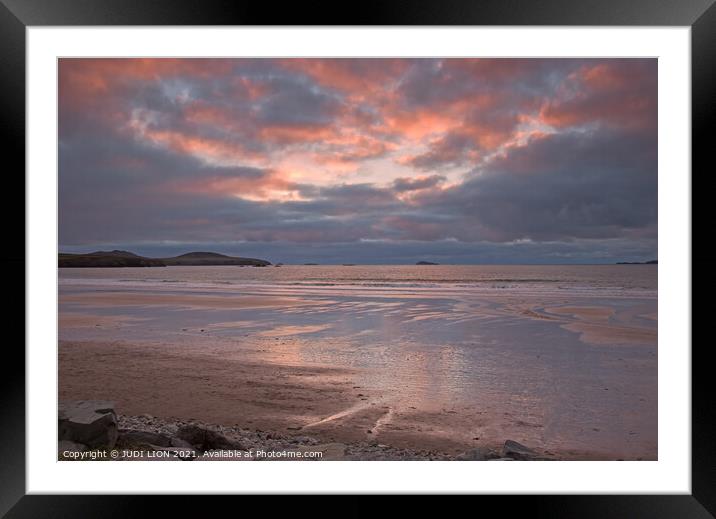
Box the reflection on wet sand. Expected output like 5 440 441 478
58 266 657 460
544 305 615 322
255 324 333 337
61 291 328 310
59 312 149 329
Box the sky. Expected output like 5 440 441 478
59 58 657 264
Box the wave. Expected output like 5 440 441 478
58 277 656 300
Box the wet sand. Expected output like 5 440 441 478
59 339 358 435
542 305 657 345
58 266 658 460
61 291 319 310
59 338 610 457
59 337 495 455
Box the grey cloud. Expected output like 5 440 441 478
254 77 341 127
60 124 656 249
413 127 657 242
392 175 445 192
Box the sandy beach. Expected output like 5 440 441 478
59 265 657 460
59 337 624 459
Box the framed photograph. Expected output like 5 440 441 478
5 0 707 513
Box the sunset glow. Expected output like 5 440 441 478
59 58 657 263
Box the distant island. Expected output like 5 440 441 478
416 261 439 265
58 250 164 268
616 260 658 265
58 250 271 268
161 252 270 266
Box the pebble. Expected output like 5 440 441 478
116 413 452 461
112 416 553 462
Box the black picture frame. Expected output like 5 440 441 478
2 0 707 514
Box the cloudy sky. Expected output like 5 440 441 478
59 58 657 264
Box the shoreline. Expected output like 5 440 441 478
59 410 558 461
59 339 650 460
117 413 455 461
58 265 657 461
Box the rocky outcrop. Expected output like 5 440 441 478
456 440 554 461
115 429 197 460
455 446 501 461
57 403 557 461
116 429 172 448
176 424 247 451
58 400 118 449
501 440 554 460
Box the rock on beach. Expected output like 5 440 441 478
58 400 118 449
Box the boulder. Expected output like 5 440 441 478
502 440 539 460
117 429 172 447
170 437 194 449
176 424 245 451
58 400 118 449
455 447 501 461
